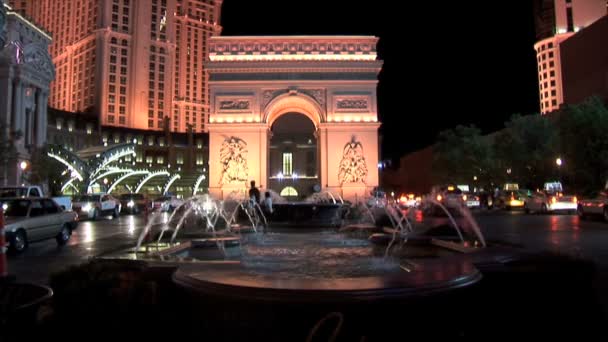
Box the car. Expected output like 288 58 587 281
398 193 421 209
119 193 150 214
152 195 184 212
0 185 72 210
434 186 465 208
72 194 121 220
462 192 481 209
524 185 578 214
1 197 79 253
577 190 608 221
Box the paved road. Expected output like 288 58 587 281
6 211 608 312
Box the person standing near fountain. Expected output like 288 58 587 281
262 191 273 216
249 180 261 205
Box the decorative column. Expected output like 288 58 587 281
11 80 23 135
35 89 48 147
0 77 12 129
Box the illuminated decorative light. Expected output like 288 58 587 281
92 169 133 183
236 117 243 123
210 118 215 123
136 171 170 193
61 177 78 192
164 174 181 195
216 117 224 123
247 117 254 122
47 152 84 181
209 53 377 62
193 173 207 195
254 117 261 122
107 171 150 194
226 118 234 123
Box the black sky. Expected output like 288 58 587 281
220 1 540 161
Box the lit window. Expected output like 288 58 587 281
280 187 298 197
176 152 184 165
282 153 293 176
157 156 164 164
68 121 74 132
159 138 165 147
148 136 154 146
86 124 93 135
196 153 203 165
146 156 153 164
196 139 202 149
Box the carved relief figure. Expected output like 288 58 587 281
338 136 368 185
219 137 249 185
337 99 368 110
220 100 250 111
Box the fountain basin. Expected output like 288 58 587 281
172 258 481 303
266 203 344 227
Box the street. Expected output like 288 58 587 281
5 210 608 321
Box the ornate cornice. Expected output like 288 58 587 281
210 36 379 62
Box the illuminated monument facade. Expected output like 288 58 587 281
207 36 382 201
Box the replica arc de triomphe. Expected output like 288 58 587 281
207 36 383 201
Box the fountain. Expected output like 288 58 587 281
101 192 534 340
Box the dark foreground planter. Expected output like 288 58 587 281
0 282 53 339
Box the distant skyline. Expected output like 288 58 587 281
221 1 540 161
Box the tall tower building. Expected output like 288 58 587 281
8 0 222 132
533 0 606 114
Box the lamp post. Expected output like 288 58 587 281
19 160 28 185
556 157 563 180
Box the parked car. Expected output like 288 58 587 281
524 184 577 214
0 185 72 210
72 194 121 220
119 193 150 214
1 198 78 253
577 190 608 221
152 195 184 212
398 193 421 209
462 192 481 209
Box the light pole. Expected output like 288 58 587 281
19 161 28 185
556 157 563 180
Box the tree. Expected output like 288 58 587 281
557 96 608 195
493 113 559 189
0 123 19 186
433 125 494 186
25 147 65 196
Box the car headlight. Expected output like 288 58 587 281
2 203 8 211
82 203 93 212
127 200 135 208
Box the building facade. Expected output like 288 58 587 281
533 0 606 114
206 36 383 201
9 0 222 133
0 2 54 186
47 110 208 197
561 15 608 104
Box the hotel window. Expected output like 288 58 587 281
196 153 204 165
196 139 203 149
146 156 153 164
114 135 120 143
56 118 63 130
136 152 143 163
148 136 154 146
68 121 74 132
86 124 93 135
159 138 165 147
176 152 184 165
119 117 126 125
157 156 164 164
282 153 293 176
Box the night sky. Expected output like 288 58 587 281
221 1 540 162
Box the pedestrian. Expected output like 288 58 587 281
263 191 273 216
248 180 261 205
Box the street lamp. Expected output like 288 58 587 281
19 161 28 171
556 157 563 180
556 158 563 167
